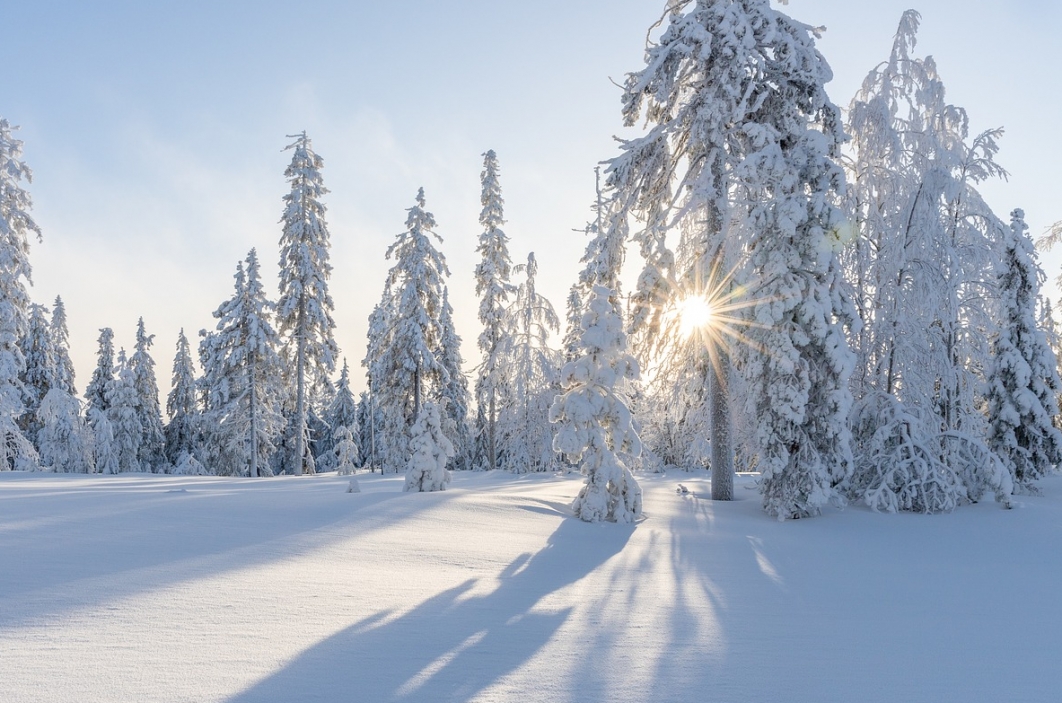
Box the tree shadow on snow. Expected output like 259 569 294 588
225 516 634 703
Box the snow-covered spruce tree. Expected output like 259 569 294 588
561 284 583 364
333 425 360 477
316 359 359 472
403 401 453 492
499 253 562 473
130 317 166 472
38 388 92 473
472 149 515 472
609 1 821 499
276 132 338 475
368 189 451 474
436 288 473 471
986 209 1062 492
50 296 76 395
200 250 285 477
362 297 396 471
1038 298 1062 427
355 390 380 469
85 328 115 420
164 329 200 465
19 303 56 448
89 407 119 475
0 118 41 471
842 11 1012 511
106 351 142 473
551 285 642 523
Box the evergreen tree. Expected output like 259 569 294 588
19 303 56 448
436 288 472 470
38 387 92 473
368 189 451 473
89 407 119 475
611 0 858 516
403 401 453 492
165 329 200 465
550 285 642 523
201 250 284 477
85 328 115 420
276 131 338 475
355 390 381 470
561 285 583 364
333 425 359 477
317 359 359 471
987 209 1062 492
106 351 142 473
50 296 76 395
499 253 561 473
130 317 166 471
843 11 1012 512
472 149 514 472
0 118 40 471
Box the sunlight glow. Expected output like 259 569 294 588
677 294 713 339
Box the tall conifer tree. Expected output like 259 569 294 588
0 118 40 470
276 132 338 475
473 150 514 471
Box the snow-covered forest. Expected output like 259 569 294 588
2 5 1062 523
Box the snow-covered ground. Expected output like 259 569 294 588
2 469 1059 703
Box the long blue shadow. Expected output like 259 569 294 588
226 516 634 703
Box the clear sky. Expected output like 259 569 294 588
4 0 1060 396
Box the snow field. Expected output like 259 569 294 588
2 470 1060 702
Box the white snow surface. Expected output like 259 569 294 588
1 469 1059 702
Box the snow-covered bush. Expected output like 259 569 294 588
550 285 642 523
403 402 453 492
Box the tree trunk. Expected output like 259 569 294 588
292 298 307 476
413 364 421 422
488 394 496 472
710 345 733 500
249 354 258 477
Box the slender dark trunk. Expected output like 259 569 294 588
292 297 306 476
249 354 258 477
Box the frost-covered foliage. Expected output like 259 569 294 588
355 390 381 469
85 328 114 420
333 425 359 477
130 317 166 472
1038 298 1062 426
561 285 582 364
436 289 473 470
368 189 452 474
0 118 40 471
499 253 561 473
611 0 855 514
106 352 143 473
165 329 200 465
89 407 119 475
842 12 1012 512
316 360 359 472
19 303 56 448
37 387 92 473
551 285 642 523
986 210 1062 492
200 250 284 477
472 150 515 472
403 401 453 492
50 296 75 395
276 132 338 475
741 128 857 520
171 450 209 476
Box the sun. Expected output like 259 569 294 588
676 293 713 339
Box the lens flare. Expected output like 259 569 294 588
676 294 713 339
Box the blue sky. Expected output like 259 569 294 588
5 0 1060 392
